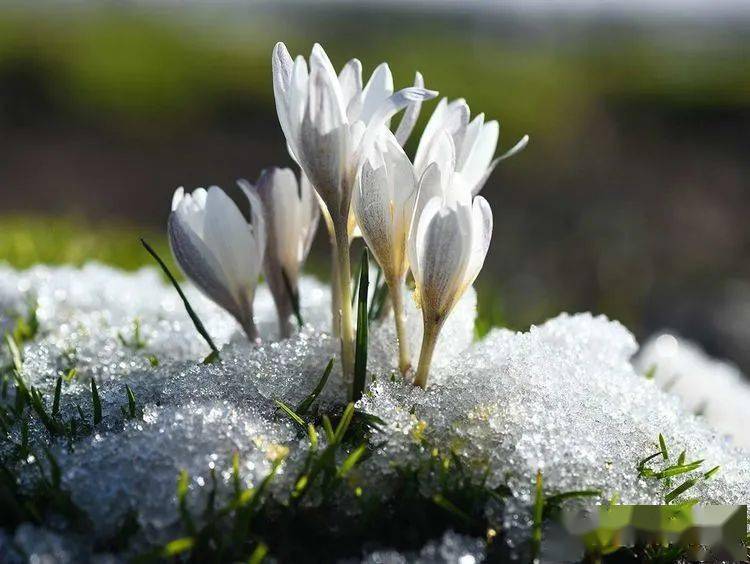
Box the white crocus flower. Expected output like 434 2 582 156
238 168 320 339
414 97 528 197
272 41 437 383
407 142 493 389
168 186 265 342
352 128 418 375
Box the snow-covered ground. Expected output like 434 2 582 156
636 332 750 450
0 264 748 562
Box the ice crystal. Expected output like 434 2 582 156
0 263 747 561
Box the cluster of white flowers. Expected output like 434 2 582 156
168 43 527 390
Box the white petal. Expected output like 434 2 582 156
413 98 467 175
272 42 293 95
288 56 310 135
462 120 498 194
408 163 444 281
299 173 321 260
168 210 237 316
497 133 529 162
171 187 185 211
202 186 258 300
338 58 363 109
353 158 394 277
265 168 299 276
240 182 267 270
394 71 425 146
428 130 456 188
272 43 296 151
413 198 472 317
360 62 394 124
414 97 448 174
358 86 438 164
310 43 347 121
464 196 493 289
382 133 418 242
456 113 486 172
191 187 208 208
470 133 529 196
175 188 208 238
298 66 348 208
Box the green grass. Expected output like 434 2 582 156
0 216 171 272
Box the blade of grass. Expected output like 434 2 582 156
322 415 334 443
64 368 77 383
162 537 194 557
296 357 334 415
307 423 318 449
91 378 102 425
232 451 242 497
140 238 219 362
337 444 367 478
273 399 306 429
352 249 369 403
659 433 669 461
637 451 662 476
6 334 23 374
368 267 388 322
333 402 355 445
125 384 136 418
248 542 268 564
665 478 698 504
433 493 472 525
177 469 195 534
351 252 362 308
654 460 704 479
51 376 62 417
703 466 720 480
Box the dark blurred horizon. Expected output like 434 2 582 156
1 1 749 371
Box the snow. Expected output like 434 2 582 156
0 263 748 561
635 332 750 450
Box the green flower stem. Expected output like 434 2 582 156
333 218 355 385
388 278 411 376
413 316 443 389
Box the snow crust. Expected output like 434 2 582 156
0 263 748 561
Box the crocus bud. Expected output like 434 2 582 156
408 144 493 389
272 42 437 222
352 128 418 374
168 186 265 342
238 169 320 338
414 98 528 197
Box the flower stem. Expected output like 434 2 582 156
329 233 341 338
388 279 411 375
333 218 355 384
413 317 442 388
240 316 259 343
237 295 260 343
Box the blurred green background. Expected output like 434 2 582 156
1 2 749 369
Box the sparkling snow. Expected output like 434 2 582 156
0 263 748 561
